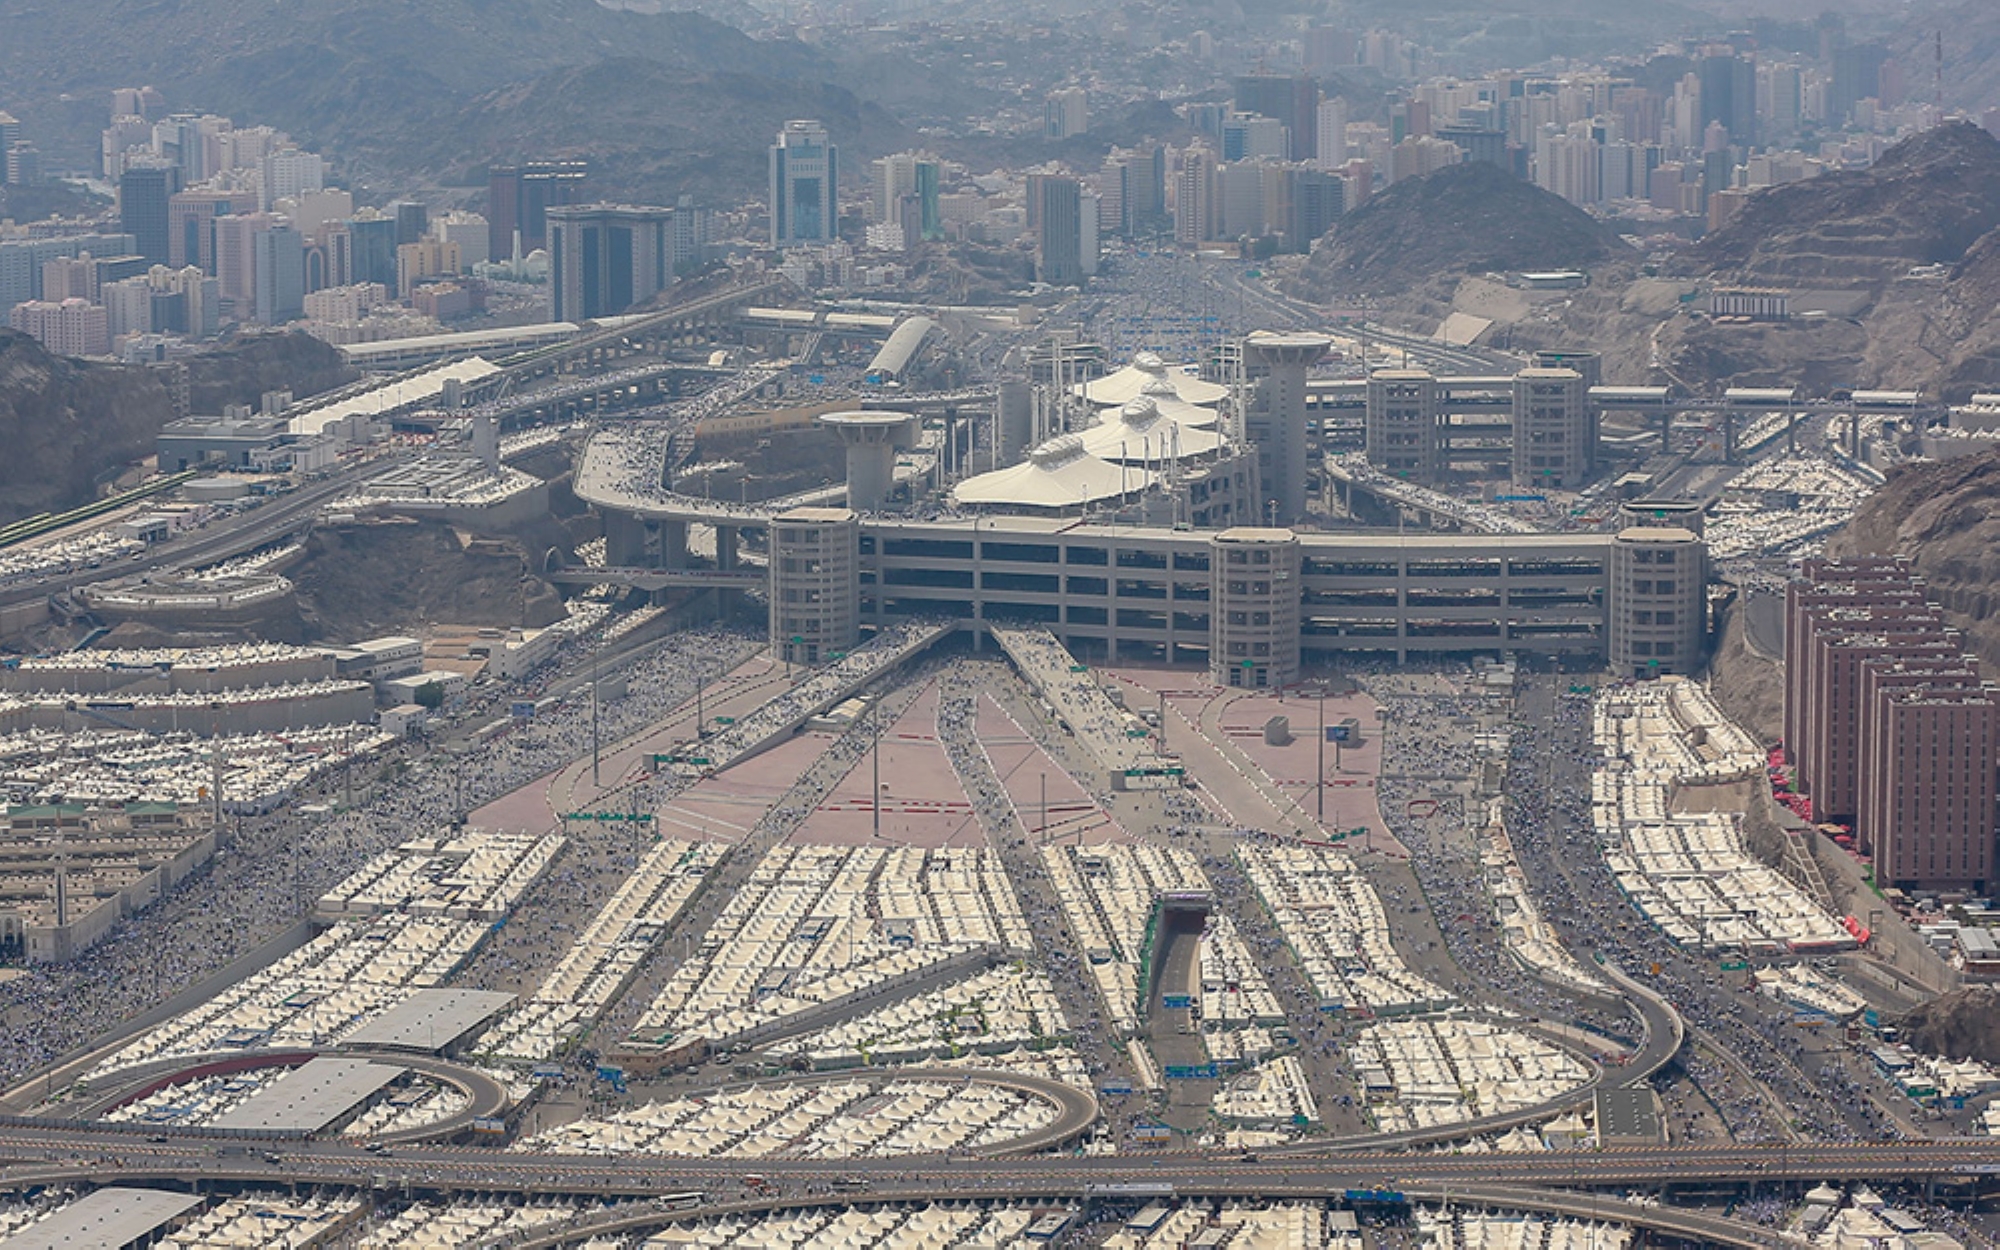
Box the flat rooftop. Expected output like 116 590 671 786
207 1056 404 1134
0 1186 204 1249
341 987 516 1053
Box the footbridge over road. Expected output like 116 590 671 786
543 565 765 593
483 278 795 386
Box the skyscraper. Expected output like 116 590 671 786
1175 148 1216 245
168 189 254 271
769 120 839 247
392 201 429 247
252 224 304 325
1035 176 1083 286
118 163 182 266
872 153 918 224
345 212 399 294
547 203 672 321
1698 46 1758 148
1233 73 1319 163
487 161 587 260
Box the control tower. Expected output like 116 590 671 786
1242 332 1331 524
818 410 918 511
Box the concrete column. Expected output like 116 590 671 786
716 525 738 570
663 519 690 570
604 512 649 568
997 380 1033 464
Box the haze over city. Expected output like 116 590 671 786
3 0 2000 1246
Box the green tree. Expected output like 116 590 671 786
412 680 446 710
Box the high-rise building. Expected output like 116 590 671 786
258 148 324 211
1698 46 1758 148
1366 369 1442 482
1210 528 1300 689
1785 557 2000 890
168 189 254 271
1035 176 1083 286
1222 114 1290 162
251 224 304 325
487 160 587 260
1607 527 1707 679
5 142 40 188
1214 162 1267 239
769 120 839 247
212 211 278 316
431 211 488 270
1241 332 1329 524
1759 62 1803 139
396 238 461 297
547 203 672 321
1126 146 1167 227
118 163 182 265
1174 148 1216 245
9 298 111 357
1288 168 1344 251
273 188 354 245
1830 43 1888 128
392 201 429 247
1304 27 1355 72
1437 121 1507 169
1510 366 1592 489
1388 135 1462 185
1045 88 1089 138
345 212 399 293
872 153 918 224
913 161 942 242
1315 97 1350 167
671 195 705 275
102 275 156 341
1233 73 1319 162
0 233 139 308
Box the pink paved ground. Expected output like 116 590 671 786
654 732 837 844
1104 667 1391 848
471 653 788 833
1215 688 1387 842
791 682 986 848
975 695 1129 846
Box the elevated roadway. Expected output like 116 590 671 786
2 1135 1996 1199
514 1181 1790 1250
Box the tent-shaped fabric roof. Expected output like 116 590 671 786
953 434 1157 510
1079 396 1223 463
1076 351 1228 407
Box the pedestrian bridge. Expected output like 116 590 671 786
544 565 764 592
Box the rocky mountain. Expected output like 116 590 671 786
289 520 565 642
0 330 353 524
1287 160 1632 302
0 331 175 523
1899 985 2000 1068
1671 122 2000 288
1826 448 2000 666
0 0 902 204
1359 124 2000 397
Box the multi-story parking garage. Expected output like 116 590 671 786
760 509 1705 678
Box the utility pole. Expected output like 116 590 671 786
591 648 601 790
1317 688 1326 823
871 691 882 839
1040 771 1048 844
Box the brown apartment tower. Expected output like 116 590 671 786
1784 557 1999 891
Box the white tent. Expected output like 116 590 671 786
1080 396 1223 464
953 435 1157 511
1076 351 1229 407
